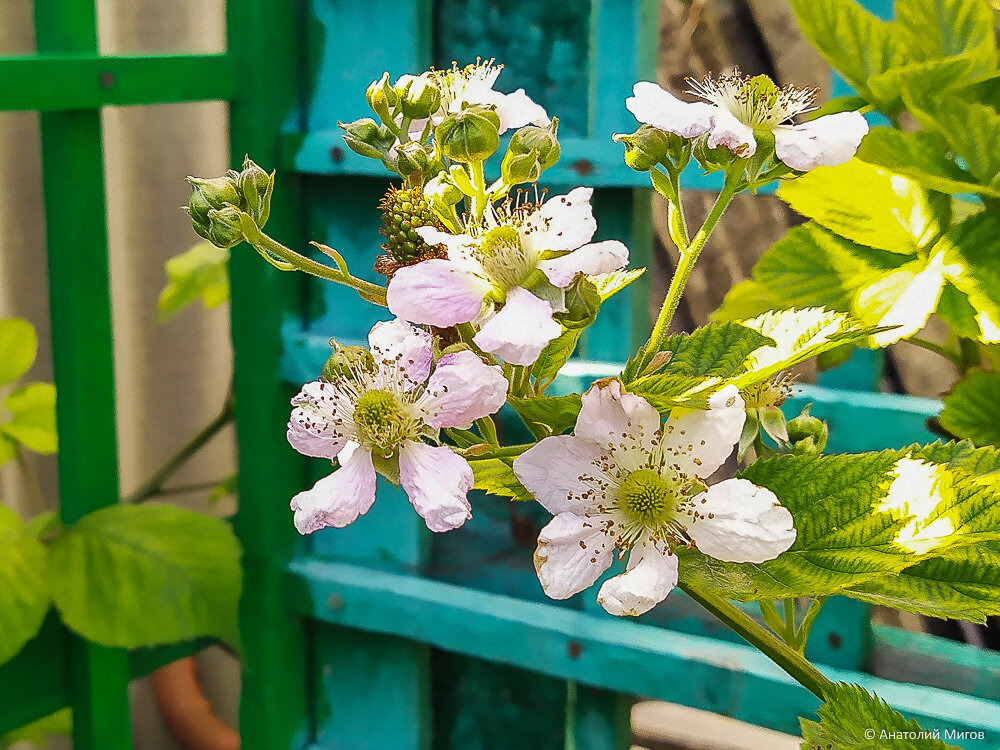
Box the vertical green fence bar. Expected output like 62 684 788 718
33 1 133 748
227 1 310 749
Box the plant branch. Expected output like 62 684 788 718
904 336 960 365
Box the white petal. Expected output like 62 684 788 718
398 440 473 532
774 111 869 171
513 435 608 515
538 240 631 288
597 538 678 616
421 350 508 429
289 443 377 534
521 187 597 254
473 286 561 365
626 81 716 138
707 108 756 157
387 259 491 327
534 512 615 600
368 318 433 387
287 380 352 459
496 89 550 132
574 379 660 453
686 478 796 563
661 384 745 477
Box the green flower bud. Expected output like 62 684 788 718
322 343 375 382
185 175 241 224
501 148 542 185
693 136 736 174
203 206 246 248
396 74 441 120
448 164 476 196
508 118 560 169
367 72 398 122
787 406 828 455
395 141 430 179
435 106 501 163
238 156 275 227
425 173 464 207
558 275 602 330
614 124 671 172
339 117 396 160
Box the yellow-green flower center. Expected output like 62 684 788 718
477 224 533 292
353 389 408 451
618 468 677 528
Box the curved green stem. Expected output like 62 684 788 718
469 160 488 222
679 582 832 700
905 336 960 365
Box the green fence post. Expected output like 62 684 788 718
33 1 133 747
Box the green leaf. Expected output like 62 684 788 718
800 682 960 750
851 251 945 345
532 328 581 383
25 510 60 540
712 279 778 321
936 282 982 340
906 90 1000 188
0 505 50 666
0 318 37 387
935 212 1000 342
847 541 1000 622
679 448 1000 600
658 322 775 380
470 457 533 501
939 372 1000 447
0 708 72 749
1 382 57 454
0 434 15 468
734 308 885 387
776 159 946 253
895 0 997 74
509 393 581 436
627 373 720 415
49 503 242 648
868 54 988 106
857 127 1000 197
592 268 645 301
787 0 910 109
209 473 238 505
157 241 231 322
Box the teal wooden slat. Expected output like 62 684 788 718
287 559 1000 749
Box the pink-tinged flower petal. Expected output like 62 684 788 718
707 108 756 157
513 435 608 515
537 240 631 288
574 379 660 454
687 478 796 563
287 380 352 459
661 385 745 477
290 443 377 534
522 187 598 253
534 512 615 600
473 287 561 365
496 89 550 132
368 318 433 388
398 440 473 532
421 350 508 429
626 81 716 138
774 111 869 171
387 259 491 327
597 538 678 616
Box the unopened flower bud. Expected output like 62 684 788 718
448 164 476 196
395 74 441 120
238 156 275 227
186 175 241 225
509 118 560 169
558 275 602 330
425 173 464 207
501 148 542 185
340 117 396 160
614 125 671 171
787 406 828 455
693 136 736 173
436 106 501 163
367 72 398 122
395 141 430 179
322 343 375 382
200 206 246 248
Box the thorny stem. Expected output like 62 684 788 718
125 388 236 504
680 582 833 700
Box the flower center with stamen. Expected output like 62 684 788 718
687 69 816 129
353 389 409 452
477 224 533 292
618 468 677 528
741 374 794 409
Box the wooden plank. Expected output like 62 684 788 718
286 559 1000 748
0 53 236 112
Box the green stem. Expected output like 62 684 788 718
905 336 960 365
475 416 499 446
759 599 786 637
783 598 798 644
643 173 740 363
958 337 982 376
470 160 488 222
125 389 235 504
464 442 534 459
680 582 832 700
794 596 827 652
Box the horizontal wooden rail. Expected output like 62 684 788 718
0 53 237 111
286 558 1000 747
